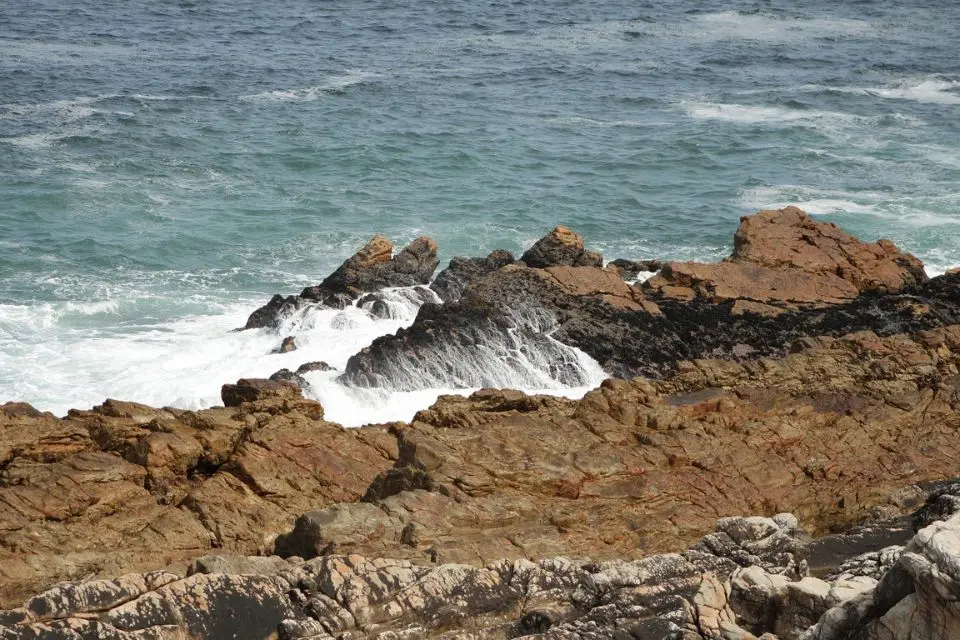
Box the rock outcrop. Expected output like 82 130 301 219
5 495 960 640
0 390 397 608
430 249 515 303
644 207 927 308
343 209 955 386
520 225 603 269
244 235 440 329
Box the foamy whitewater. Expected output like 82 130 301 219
1 0 959 423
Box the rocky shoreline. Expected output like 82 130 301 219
3 207 960 639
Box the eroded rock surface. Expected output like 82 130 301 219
645 207 928 308
0 389 396 608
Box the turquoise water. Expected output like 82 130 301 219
2 0 959 418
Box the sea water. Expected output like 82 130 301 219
1 0 958 424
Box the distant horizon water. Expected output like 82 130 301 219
2 0 959 422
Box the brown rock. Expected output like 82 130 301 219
645 207 928 308
220 378 302 407
0 394 394 607
645 261 859 306
731 206 928 293
521 225 603 269
312 326 960 569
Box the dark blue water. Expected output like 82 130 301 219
2 0 958 418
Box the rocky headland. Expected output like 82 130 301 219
2 207 960 639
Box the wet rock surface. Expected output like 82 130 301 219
244 235 440 330
340 209 959 386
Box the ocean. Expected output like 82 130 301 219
2 0 958 424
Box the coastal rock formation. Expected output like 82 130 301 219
520 225 603 269
243 235 440 329
344 209 957 385
5 497 960 640
0 512 808 639
644 207 927 308
0 390 397 608
430 248 515 303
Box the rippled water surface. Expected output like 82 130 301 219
2 0 958 418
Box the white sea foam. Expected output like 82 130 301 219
692 11 873 42
0 286 606 427
681 101 853 126
867 78 960 105
240 71 381 103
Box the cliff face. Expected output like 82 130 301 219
3 208 960 639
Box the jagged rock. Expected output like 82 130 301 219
301 236 439 305
430 249 515 303
243 293 299 330
0 513 808 640
0 397 395 608
244 235 440 329
803 512 960 640
220 378 302 407
731 206 928 293
645 207 928 308
521 226 603 269
912 479 960 530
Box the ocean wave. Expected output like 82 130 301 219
867 78 960 105
239 71 381 103
680 101 853 125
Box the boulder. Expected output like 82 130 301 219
296 361 335 374
520 225 603 269
220 378 302 407
269 368 309 389
242 293 299 331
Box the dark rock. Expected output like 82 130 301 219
608 258 663 281
520 225 603 268
302 235 440 306
296 361 335 374
269 368 309 389
357 286 438 320
430 249 515 303
243 294 299 331
220 378 302 407
271 336 297 354
912 478 960 531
